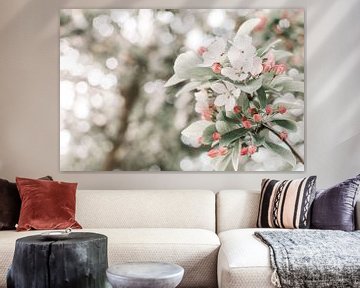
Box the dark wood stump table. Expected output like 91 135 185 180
7 232 108 288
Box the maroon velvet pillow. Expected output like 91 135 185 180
16 177 82 231
0 176 53 230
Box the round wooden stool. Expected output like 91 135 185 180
7 232 108 288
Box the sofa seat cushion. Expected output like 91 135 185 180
218 228 282 288
0 228 220 288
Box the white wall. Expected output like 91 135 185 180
0 0 359 191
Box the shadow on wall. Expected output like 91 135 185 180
306 0 360 151
0 0 69 34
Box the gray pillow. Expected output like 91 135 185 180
311 174 360 231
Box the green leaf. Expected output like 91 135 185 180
216 111 226 121
215 121 240 135
240 77 263 94
281 80 304 93
173 51 202 79
272 50 293 61
252 100 260 109
225 111 238 119
264 141 296 167
271 75 293 87
262 72 275 85
270 119 297 132
239 94 250 111
235 18 261 37
257 40 282 57
188 67 213 80
257 87 267 108
274 102 303 110
175 81 201 97
231 141 241 171
164 74 185 87
219 111 240 123
181 120 213 139
219 128 247 147
253 134 265 146
211 153 232 171
202 124 217 145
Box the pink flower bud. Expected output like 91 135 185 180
248 145 257 155
198 46 207 56
233 105 241 114
262 52 276 72
211 62 222 74
212 132 221 141
279 131 288 141
265 105 273 115
255 16 267 31
253 114 262 122
240 147 248 156
207 148 219 158
278 105 287 114
201 110 212 121
218 146 228 156
262 63 273 73
272 64 287 75
242 120 252 129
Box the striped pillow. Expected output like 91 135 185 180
257 176 317 229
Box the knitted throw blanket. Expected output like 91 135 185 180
255 230 360 288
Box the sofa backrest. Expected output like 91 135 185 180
217 190 360 232
216 190 260 233
76 190 216 231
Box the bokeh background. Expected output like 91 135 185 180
60 9 304 171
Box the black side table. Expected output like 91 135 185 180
7 232 108 288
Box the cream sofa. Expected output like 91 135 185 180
0 190 220 288
216 190 274 288
216 190 360 288
1 189 359 288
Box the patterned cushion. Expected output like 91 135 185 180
256 177 317 229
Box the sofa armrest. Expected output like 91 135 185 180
356 201 360 230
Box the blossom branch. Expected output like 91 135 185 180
261 124 304 164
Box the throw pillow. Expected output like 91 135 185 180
311 174 360 231
16 177 82 231
0 176 52 230
257 176 317 229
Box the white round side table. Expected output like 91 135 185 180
106 262 184 288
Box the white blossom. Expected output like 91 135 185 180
211 81 241 111
194 89 209 113
221 34 262 81
201 38 227 67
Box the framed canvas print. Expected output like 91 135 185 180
60 9 304 171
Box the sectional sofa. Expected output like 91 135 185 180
0 189 359 288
